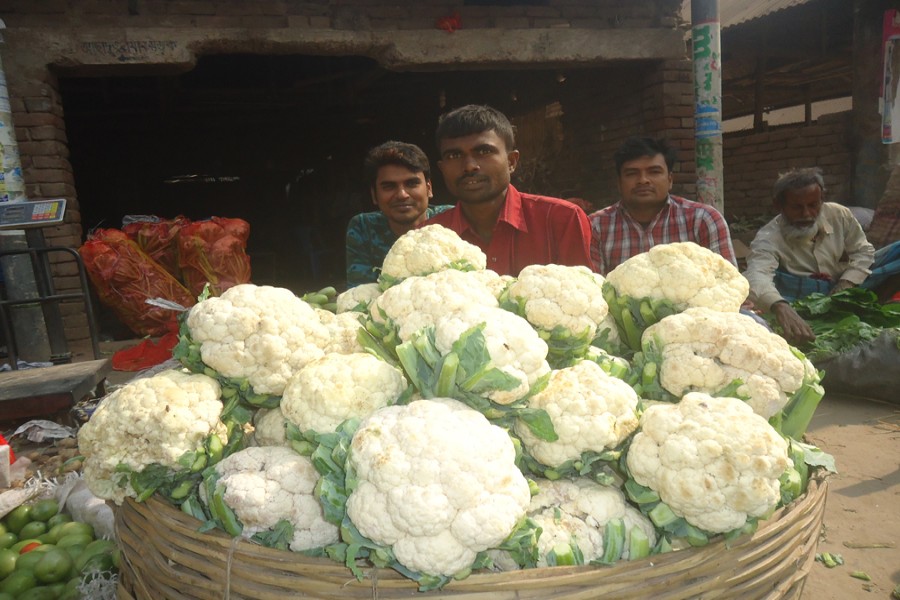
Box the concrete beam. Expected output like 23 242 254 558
6 27 686 74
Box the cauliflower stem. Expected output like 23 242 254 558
394 324 557 441
602 282 678 354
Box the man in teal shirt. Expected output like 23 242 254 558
345 141 451 287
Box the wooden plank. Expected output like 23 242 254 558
0 359 111 404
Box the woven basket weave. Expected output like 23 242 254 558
116 478 827 600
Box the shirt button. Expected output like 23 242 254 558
491 257 497 262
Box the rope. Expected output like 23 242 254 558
223 535 240 600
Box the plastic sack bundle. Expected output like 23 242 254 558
177 217 252 297
122 215 191 279
79 228 196 336
816 329 900 404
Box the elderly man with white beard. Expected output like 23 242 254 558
743 167 900 344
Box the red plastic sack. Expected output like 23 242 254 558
177 217 252 297
122 215 191 279
79 229 196 337
111 332 179 371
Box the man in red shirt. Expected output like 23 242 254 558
589 136 736 275
424 104 592 276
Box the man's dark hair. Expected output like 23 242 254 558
435 104 516 151
773 167 825 205
363 141 431 189
613 137 677 175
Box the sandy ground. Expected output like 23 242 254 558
800 393 900 599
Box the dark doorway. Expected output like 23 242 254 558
59 54 570 295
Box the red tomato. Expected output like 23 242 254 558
19 542 42 554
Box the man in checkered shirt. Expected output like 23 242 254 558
589 136 737 276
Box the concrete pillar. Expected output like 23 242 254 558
691 0 724 214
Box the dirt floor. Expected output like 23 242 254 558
3 340 899 598
800 393 900 599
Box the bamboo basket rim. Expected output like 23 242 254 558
116 476 829 600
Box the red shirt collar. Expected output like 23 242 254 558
452 185 527 236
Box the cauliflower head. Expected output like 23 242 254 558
433 306 550 405
251 407 291 447
78 369 227 504
380 224 487 285
625 392 790 533
346 398 531 577
186 284 330 396
371 269 499 342
505 264 609 337
645 307 807 417
281 352 408 433
336 283 381 313
213 446 339 551
516 360 640 467
318 310 365 354
530 478 656 563
606 242 748 312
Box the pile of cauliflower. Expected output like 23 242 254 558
78 225 829 591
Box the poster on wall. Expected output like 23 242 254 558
883 9 900 144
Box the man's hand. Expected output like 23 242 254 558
771 301 816 345
828 279 855 295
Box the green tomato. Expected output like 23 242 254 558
0 534 17 551
10 539 41 554
56 522 93 541
3 505 33 535
0 548 16 579
27 500 59 523
15 586 60 600
45 514 72 530
56 534 93 550
0 569 37 596
17 521 48 541
34 548 74 584
77 551 115 575
62 545 85 562
14 550 44 572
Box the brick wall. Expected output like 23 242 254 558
0 0 683 30
722 111 852 221
0 0 685 344
6 64 92 346
558 59 696 211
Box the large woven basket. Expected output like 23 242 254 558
116 478 827 600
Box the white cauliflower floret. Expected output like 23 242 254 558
606 242 748 312
469 269 513 299
516 360 639 467
186 284 330 396
532 478 656 562
626 392 790 533
281 352 408 433
645 307 807 417
213 446 339 551
336 283 381 313
251 407 290 447
347 399 531 577
78 369 227 504
371 269 499 342
433 306 550 405
490 477 656 569
380 224 487 284
319 310 365 354
505 264 609 338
